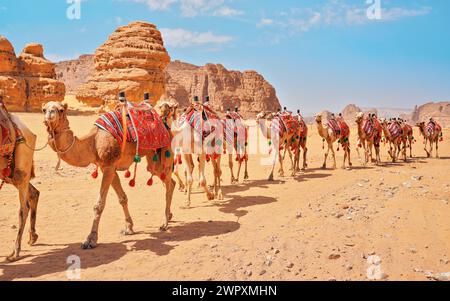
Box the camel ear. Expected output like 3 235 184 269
62 103 68 112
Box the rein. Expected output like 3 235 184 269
46 121 76 171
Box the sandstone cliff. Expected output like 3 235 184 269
163 60 281 118
407 102 450 128
0 36 65 111
75 22 170 108
56 54 94 94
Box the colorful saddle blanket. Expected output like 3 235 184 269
338 119 350 138
327 118 341 136
179 105 220 138
388 122 403 139
223 114 247 153
426 121 442 136
280 113 299 135
0 100 16 156
95 104 171 151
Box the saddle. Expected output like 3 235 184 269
0 100 16 157
388 122 403 139
279 112 299 135
223 112 247 153
180 104 220 139
426 121 442 136
362 117 375 138
95 103 171 152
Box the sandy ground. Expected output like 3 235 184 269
0 112 449 281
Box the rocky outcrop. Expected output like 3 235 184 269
162 60 281 118
75 22 170 108
0 36 65 111
407 102 450 128
56 54 94 93
341 104 379 124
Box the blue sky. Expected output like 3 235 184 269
1 0 449 115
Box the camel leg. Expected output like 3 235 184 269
160 177 176 231
27 184 40 246
198 154 214 201
236 156 243 183
302 145 308 170
435 140 439 158
7 181 31 262
322 143 330 169
243 156 249 180
212 157 223 200
331 142 337 169
174 170 186 192
228 154 236 184
268 152 277 181
183 154 194 208
278 149 285 177
111 173 134 235
424 139 430 158
81 167 115 250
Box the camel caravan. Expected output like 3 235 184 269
0 92 445 262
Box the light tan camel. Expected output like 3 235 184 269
42 101 175 250
379 118 406 162
400 120 414 158
160 101 223 208
416 120 442 158
256 111 297 180
1 103 40 262
223 111 249 184
355 112 381 165
315 113 352 169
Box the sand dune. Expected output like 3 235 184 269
0 113 449 280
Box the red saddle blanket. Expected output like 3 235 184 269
363 118 375 138
0 101 16 156
179 105 220 138
280 113 299 135
95 105 171 151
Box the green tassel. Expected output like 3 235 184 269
165 150 171 158
268 141 272 146
153 154 158 162
134 155 141 163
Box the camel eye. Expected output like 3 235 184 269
59 109 64 113
43 109 47 113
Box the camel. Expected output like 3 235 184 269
160 101 223 208
355 112 382 165
223 109 249 184
399 119 414 158
315 112 352 169
42 101 175 250
379 118 406 162
1 99 40 262
292 110 308 172
256 111 297 180
416 120 443 158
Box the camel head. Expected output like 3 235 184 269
42 101 68 132
355 112 364 124
416 121 425 129
314 113 323 124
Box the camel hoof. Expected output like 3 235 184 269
121 228 135 236
244 174 249 180
207 193 215 201
81 239 98 250
159 224 169 232
217 192 224 201
6 254 20 262
28 232 39 246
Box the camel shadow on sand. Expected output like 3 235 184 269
0 220 240 280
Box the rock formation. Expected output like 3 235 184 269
56 54 94 94
341 104 378 124
0 36 65 111
407 102 450 128
162 61 281 118
75 22 170 108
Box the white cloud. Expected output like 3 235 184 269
257 18 274 28
212 6 244 17
161 28 233 47
130 0 242 17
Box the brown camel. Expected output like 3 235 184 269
293 110 308 172
256 111 297 180
380 118 406 162
162 101 222 208
315 112 352 169
400 119 414 158
416 120 443 158
1 99 40 262
42 101 175 250
355 112 381 165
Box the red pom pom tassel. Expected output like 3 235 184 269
160 173 166 181
147 176 154 186
129 179 136 187
124 170 131 178
2 167 11 178
91 166 98 179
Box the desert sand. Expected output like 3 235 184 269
0 113 449 281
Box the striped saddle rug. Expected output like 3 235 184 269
95 105 171 151
426 121 442 136
388 122 403 139
363 118 375 138
223 113 247 152
179 106 220 139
